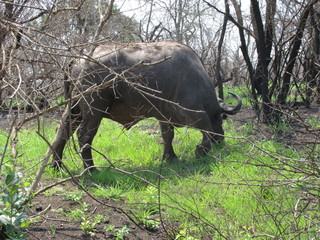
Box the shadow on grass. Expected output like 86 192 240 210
81 142 238 190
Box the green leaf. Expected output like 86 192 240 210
13 214 26 227
0 214 12 225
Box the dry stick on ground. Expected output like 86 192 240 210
36 162 144 230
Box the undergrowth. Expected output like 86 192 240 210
0 105 319 239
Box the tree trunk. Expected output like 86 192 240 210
311 4 320 104
215 0 229 99
250 0 273 123
277 2 313 105
230 0 258 107
0 0 15 109
304 4 319 109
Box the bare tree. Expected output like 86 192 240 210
212 0 320 123
215 0 230 99
0 0 140 117
276 1 315 106
135 0 222 66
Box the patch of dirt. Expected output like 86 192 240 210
231 104 320 148
25 182 167 240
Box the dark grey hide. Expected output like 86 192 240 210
52 42 242 170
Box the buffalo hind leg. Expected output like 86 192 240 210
52 106 82 170
77 114 103 170
159 122 178 162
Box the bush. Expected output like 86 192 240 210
0 165 32 240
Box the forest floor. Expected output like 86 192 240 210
25 181 167 240
1 103 319 240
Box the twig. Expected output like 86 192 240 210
32 166 94 197
0 104 17 171
37 204 52 215
252 233 276 238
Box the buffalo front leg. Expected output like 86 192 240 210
209 115 225 144
77 115 103 170
159 122 178 162
192 114 215 158
195 131 212 158
196 116 225 158
52 106 81 169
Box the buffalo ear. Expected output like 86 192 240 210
222 113 228 119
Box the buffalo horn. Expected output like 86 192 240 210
220 92 242 115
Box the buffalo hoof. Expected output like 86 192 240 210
51 160 63 171
162 153 179 162
195 146 209 158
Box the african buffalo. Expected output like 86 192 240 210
52 41 241 170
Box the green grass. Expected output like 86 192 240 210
306 117 320 128
1 111 319 239
224 85 251 106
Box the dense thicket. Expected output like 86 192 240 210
1 0 319 122
0 1 319 238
